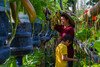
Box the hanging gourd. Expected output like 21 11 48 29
21 0 36 23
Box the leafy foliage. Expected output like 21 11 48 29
1 0 100 67
76 28 92 42
94 38 100 52
30 0 46 20
23 48 45 67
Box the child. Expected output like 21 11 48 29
55 35 78 67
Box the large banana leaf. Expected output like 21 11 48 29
94 39 100 52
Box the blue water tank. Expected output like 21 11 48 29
10 14 33 56
0 47 10 64
0 11 11 64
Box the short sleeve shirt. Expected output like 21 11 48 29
55 43 67 67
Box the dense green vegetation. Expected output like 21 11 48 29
0 0 100 67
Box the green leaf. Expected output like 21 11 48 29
94 39 100 52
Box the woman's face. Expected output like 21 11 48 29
61 16 68 25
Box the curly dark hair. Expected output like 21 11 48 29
62 34 73 43
60 12 75 28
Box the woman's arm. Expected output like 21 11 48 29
62 54 78 62
54 24 63 32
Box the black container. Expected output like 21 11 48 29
0 12 11 47
0 37 7 47
0 12 11 64
0 12 10 37
33 18 42 35
33 35 41 47
32 18 42 47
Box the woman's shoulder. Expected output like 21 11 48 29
67 26 74 30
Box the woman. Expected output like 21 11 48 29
54 12 75 67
